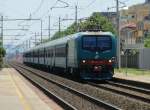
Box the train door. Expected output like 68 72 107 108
46 48 49 68
50 48 52 68
38 49 39 65
66 43 68 70
44 48 46 65
53 46 56 68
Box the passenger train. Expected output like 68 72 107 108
23 31 117 80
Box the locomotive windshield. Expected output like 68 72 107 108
82 35 112 51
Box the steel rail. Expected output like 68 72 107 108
113 78 150 90
10 64 77 110
12 63 120 110
107 81 150 95
87 82 150 104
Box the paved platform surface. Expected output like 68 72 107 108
114 72 150 83
0 68 63 110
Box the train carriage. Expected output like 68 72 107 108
23 31 117 80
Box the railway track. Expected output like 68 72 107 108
10 63 120 110
11 64 77 110
87 81 150 104
107 80 150 95
112 78 150 90
10 63 150 110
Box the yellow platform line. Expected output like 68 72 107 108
8 69 32 110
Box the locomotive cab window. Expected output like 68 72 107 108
82 35 112 51
83 36 96 50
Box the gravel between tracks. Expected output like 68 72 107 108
49 76 150 110
18 67 107 110
96 84 150 100
18 64 150 110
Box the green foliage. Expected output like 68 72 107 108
51 23 76 40
144 35 150 48
115 68 150 76
0 47 6 57
50 12 116 41
80 12 116 34
0 45 6 69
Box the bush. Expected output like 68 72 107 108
0 47 6 69
144 35 150 48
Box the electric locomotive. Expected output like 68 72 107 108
23 31 117 80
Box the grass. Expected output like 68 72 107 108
3 64 10 68
115 68 150 76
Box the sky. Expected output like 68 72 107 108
0 0 145 52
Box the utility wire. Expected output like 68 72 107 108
31 0 44 16
17 0 44 32
122 0 130 3
86 0 97 8
7 0 97 47
50 0 69 10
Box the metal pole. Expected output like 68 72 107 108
26 40 28 50
59 16 61 38
23 42 25 52
22 42 24 52
1 16 3 47
75 5 78 32
116 0 121 69
29 39 31 48
41 19 43 43
35 32 37 46
125 49 128 76
48 16 51 40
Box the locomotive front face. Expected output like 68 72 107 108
78 34 116 80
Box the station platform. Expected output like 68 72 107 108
114 72 150 84
0 68 62 110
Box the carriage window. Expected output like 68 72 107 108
48 49 53 57
55 46 66 57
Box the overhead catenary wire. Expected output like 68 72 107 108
15 0 45 40
8 0 128 52
17 0 44 27
85 0 97 8
16 0 71 39
50 0 69 10
18 0 67 37
31 0 44 16
22 0 98 40
5 0 97 49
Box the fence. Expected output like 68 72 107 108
139 48 150 69
121 54 139 68
121 48 150 70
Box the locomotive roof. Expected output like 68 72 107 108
25 31 114 53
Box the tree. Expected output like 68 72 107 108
79 12 116 34
51 23 76 40
50 12 116 41
144 35 150 47
0 47 6 57
0 42 6 69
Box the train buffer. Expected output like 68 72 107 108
0 68 62 110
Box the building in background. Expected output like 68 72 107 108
146 0 150 3
120 0 150 49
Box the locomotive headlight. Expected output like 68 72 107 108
82 60 86 63
94 66 98 69
109 60 112 63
